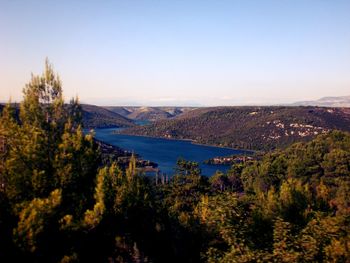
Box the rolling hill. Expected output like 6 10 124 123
103 106 132 117
81 104 135 128
103 106 195 121
127 107 173 121
121 106 350 151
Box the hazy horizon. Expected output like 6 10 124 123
1 1 350 106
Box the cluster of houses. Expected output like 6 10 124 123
262 120 329 140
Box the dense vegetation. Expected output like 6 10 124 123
122 106 350 151
0 62 349 262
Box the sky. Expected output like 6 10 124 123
1 0 349 106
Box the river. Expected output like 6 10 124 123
93 128 250 176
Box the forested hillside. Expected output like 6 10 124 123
122 106 350 150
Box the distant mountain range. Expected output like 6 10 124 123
103 106 195 121
121 106 350 151
291 95 350 107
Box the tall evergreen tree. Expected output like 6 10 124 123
0 60 100 261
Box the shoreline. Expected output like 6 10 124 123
95 127 255 153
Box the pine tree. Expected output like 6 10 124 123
0 60 101 261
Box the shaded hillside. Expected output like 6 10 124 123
160 107 195 116
103 106 131 117
81 104 135 128
104 106 195 121
122 106 350 151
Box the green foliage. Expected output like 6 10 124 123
175 157 201 176
0 60 101 261
83 169 106 229
14 189 62 253
166 160 208 223
202 131 350 262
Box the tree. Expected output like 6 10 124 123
0 60 101 261
174 157 201 176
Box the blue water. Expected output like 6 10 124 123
93 128 249 176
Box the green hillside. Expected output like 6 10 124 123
122 106 350 150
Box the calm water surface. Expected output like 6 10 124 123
93 128 249 176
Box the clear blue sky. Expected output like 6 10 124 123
1 0 349 106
